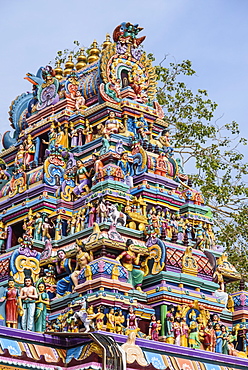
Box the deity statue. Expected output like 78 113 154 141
42 217 54 241
149 314 161 341
24 134 35 169
92 153 104 182
103 112 120 139
116 239 144 291
75 90 86 111
203 321 216 352
82 119 93 144
106 308 116 332
173 316 181 346
70 243 93 290
73 160 91 196
56 249 73 297
0 221 7 253
115 309 125 334
126 306 138 332
15 144 25 168
165 314 174 344
117 151 133 187
20 276 38 331
180 316 189 347
0 278 21 328
55 215 63 240
69 124 78 148
35 282 49 332
87 202 96 227
33 213 43 241
214 323 223 353
154 152 168 177
95 307 105 330
188 310 200 349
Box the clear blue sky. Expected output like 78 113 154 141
0 0 247 159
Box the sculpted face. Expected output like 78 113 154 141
8 280 15 288
109 112 115 119
25 278 32 287
80 255 88 266
38 283 45 292
57 250 66 260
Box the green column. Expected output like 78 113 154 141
160 304 167 336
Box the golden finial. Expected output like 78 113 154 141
76 48 87 70
54 60 63 80
102 33 111 49
64 53 75 76
88 40 100 64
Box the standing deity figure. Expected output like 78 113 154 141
174 316 181 346
127 306 138 332
115 310 125 334
35 282 49 333
214 323 223 353
55 215 63 240
94 306 105 330
0 278 21 328
83 119 93 144
70 243 93 290
188 310 201 349
69 124 78 148
56 249 73 297
116 239 144 291
203 321 216 352
42 217 54 241
15 144 25 167
20 276 38 331
42 123 57 150
24 134 35 168
106 308 116 332
0 221 7 253
73 160 91 196
154 152 168 177
180 316 189 347
117 151 133 188
33 213 43 241
92 153 104 182
165 311 175 344
149 314 161 341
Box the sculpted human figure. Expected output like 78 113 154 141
15 144 25 167
115 309 125 334
35 282 49 332
20 276 38 331
117 151 133 187
24 134 35 168
92 153 104 182
73 160 91 196
71 243 93 290
106 308 115 332
42 217 53 241
82 119 93 144
103 112 120 139
149 314 161 341
33 213 43 241
116 239 144 291
56 249 73 297
127 306 138 331
0 278 21 328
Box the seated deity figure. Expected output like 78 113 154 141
103 112 120 139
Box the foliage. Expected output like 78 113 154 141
154 57 248 288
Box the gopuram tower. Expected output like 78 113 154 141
0 22 247 370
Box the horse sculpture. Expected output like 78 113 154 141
108 204 127 227
72 298 95 333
